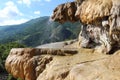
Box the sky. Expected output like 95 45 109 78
0 0 74 26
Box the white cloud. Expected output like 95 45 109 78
32 0 41 2
0 19 28 26
0 1 28 26
18 0 31 7
0 1 23 19
44 0 51 2
34 11 40 15
17 0 23 4
17 0 51 7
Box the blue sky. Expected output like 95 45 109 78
0 0 73 26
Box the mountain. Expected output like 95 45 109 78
0 16 81 47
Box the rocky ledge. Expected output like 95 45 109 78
5 46 120 80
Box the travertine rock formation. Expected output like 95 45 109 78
5 48 53 80
75 0 120 53
5 47 120 80
51 0 120 53
5 48 78 80
51 2 79 23
69 51 120 80
75 0 112 24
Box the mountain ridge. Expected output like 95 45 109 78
0 16 81 47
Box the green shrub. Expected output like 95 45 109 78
7 74 17 80
0 42 26 77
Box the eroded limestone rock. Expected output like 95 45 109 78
68 50 120 80
76 0 120 53
51 2 79 23
5 47 120 80
5 48 78 80
52 0 120 53
5 48 53 80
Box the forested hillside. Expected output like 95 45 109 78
0 42 26 80
0 16 81 47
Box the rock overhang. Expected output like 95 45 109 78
51 0 120 54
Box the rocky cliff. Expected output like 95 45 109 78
5 44 120 80
52 0 120 54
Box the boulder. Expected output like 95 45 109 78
5 48 53 80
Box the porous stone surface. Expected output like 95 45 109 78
52 0 120 53
5 48 53 80
5 48 78 80
68 51 120 80
51 2 79 23
76 0 120 53
5 47 120 80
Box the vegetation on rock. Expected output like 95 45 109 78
0 42 26 80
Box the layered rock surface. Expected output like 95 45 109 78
5 43 120 80
5 46 78 80
68 51 120 80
